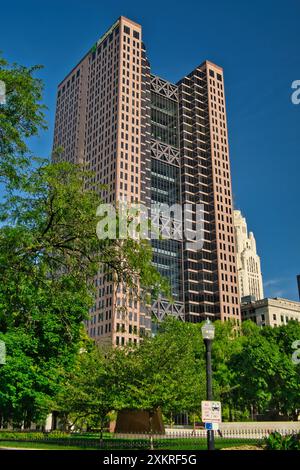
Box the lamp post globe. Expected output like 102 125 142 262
201 319 215 341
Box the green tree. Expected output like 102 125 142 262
0 329 58 428
0 53 167 427
211 320 244 421
0 55 46 187
229 334 277 415
111 319 206 432
228 322 300 420
0 160 166 425
54 345 116 439
261 322 300 419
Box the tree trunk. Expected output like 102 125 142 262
52 411 58 431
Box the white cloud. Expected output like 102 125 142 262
264 277 293 288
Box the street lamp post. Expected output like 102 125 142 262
201 319 215 451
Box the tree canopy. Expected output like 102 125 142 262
0 54 46 187
0 55 167 426
53 319 300 429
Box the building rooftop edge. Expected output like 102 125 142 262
58 17 122 88
242 297 300 307
119 15 141 28
56 16 223 91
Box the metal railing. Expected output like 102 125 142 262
0 428 299 449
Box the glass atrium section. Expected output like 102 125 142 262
151 92 178 147
150 158 182 301
152 239 182 301
151 159 180 206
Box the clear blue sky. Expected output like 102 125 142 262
1 0 299 300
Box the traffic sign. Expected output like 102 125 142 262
201 401 222 423
205 422 219 430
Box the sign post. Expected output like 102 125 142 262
201 401 222 444
201 320 216 450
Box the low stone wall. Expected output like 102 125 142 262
165 422 300 438
219 422 300 431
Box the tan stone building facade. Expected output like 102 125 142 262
241 297 300 327
234 210 264 301
53 16 241 346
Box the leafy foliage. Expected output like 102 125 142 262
0 160 169 424
0 54 46 186
54 318 300 428
54 345 116 435
111 318 206 416
0 55 167 425
54 318 207 432
264 431 300 450
228 321 300 419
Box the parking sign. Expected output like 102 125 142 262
201 401 222 423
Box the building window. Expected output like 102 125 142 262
209 69 215 78
133 30 140 39
151 91 179 147
124 25 130 35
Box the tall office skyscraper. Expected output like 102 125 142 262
234 210 264 301
53 16 241 346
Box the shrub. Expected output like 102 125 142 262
264 432 300 450
0 431 45 440
47 430 70 439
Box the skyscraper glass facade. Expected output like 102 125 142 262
151 92 178 147
53 16 241 346
150 86 183 304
